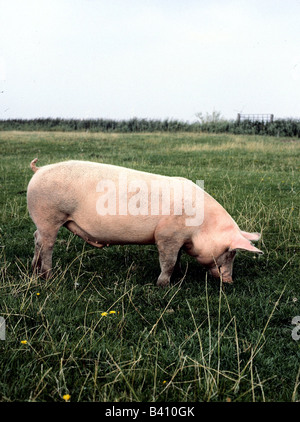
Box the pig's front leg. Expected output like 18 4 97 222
156 238 183 287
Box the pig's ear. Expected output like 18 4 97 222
240 231 261 241
230 234 263 254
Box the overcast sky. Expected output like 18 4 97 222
0 0 300 121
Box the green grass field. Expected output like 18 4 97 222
0 131 299 402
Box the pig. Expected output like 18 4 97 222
27 159 263 286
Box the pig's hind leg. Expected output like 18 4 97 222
32 222 61 280
29 205 68 279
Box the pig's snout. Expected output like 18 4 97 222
209 267 233 284
220 275 233 283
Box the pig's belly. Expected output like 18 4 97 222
68 213 160 245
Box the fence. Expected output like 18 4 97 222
237 113 274 123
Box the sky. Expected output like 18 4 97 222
0 0 300 121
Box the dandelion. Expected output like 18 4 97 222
101 312 108 317
163 380 167 384
63 394 71 402
21 340 27 344
36 292 40 296
109 310 116 314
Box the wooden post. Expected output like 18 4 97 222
237 113 241 123
270 114 274 123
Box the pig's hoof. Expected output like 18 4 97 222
156 277 170 288
39 269 52 280
222 278 233 284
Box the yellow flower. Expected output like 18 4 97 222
63 394 71 402
163 380 167 384
21 340 27 344
109 310 116 314
101 312 108 317
36 293 40 296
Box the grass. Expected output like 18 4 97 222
0 130 299 402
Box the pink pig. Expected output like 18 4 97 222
27 159 262 286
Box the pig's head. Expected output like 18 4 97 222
207 231 263 283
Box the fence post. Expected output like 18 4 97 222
237 113 241 123
270 114 274 123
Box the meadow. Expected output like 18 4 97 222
0 130 299 402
